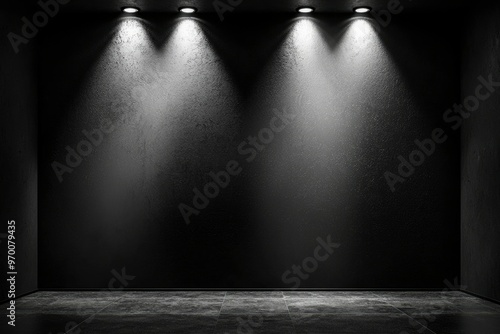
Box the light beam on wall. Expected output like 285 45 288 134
247 16 416 279
115 18 150 56
246 17 355 276
66 15 241 236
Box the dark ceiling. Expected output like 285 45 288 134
56 0 469 14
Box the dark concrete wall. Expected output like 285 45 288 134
39 13 460 288
461 2 500 302
0 7 38 301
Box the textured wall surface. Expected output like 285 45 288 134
0 8 38 301
461 3 500 302
39 13 460 288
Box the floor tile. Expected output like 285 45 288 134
24 291 126 299
373 291 468 300
225 291 284 299
477 299 500 312
283 291 378 299
220 298 289 314
0 313 86 334
14 297 59 313
426 313 500 334
4 291 499 333
451 301 500 313
291 313 435 333
393 303 464 316
16 297 118 316
215 313 295 334
286 298 399 314
100 298 223 315
69 314 218 334
121 291 226 300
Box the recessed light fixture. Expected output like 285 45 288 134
353 6 372 14
121 7 140 14
297 6 315 14
179 7 197 14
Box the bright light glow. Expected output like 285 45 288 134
179 7 197 14
354 7 371 13
297 7 315 13
122 7 140 14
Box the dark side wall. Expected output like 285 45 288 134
461 2 500 302
0 6 38 301
39 12 460 289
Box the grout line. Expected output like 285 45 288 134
376 296 438 334
64 294 126 334
370 291 438 334
213 291 227 334
460 289 500 306
397 310 439 334
284 291 298 334
460 295 500 312
454 301 500 314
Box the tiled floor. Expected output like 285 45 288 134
2 291 500 333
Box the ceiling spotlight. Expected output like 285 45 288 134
179 7 197 14
297 6 315 13
121 7 140 14
353 6 372 13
